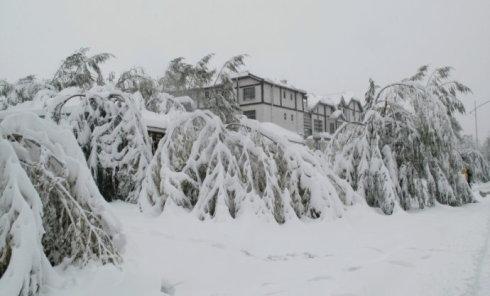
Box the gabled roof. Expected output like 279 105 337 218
231 71 307 94
307 91 364 112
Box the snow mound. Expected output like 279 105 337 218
139 110 359 223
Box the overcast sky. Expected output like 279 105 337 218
1 0 489 141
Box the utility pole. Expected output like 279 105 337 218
469 99 490 148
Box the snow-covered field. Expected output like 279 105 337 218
45 188 490 296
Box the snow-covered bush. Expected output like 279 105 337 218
51 86 152 202
0 113 123 295
140 110 358 223
329 66 478 214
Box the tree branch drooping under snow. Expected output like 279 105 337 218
139 110 359 223
0 113 123 295
51 86 153 202
329 67 480 214
0 138 54 296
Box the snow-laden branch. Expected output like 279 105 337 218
139 110 359 222
51 86 152 202
0 112 124 295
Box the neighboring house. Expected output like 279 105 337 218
337 96 363 123
187 72 309 136
306 93 364 138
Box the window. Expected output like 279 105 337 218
243 87 255 100
290 93 293 101
283 113 287 120
283 91 285 99
314 119 323 132
204 90 210 98
291 114 294 121
330 123 335 133
243 110 256 120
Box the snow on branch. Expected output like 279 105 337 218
329 66 479 214
139 110 359 223
0 138 54 296
50 86 152 202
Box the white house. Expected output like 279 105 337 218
188 72 309 136
232 72 308 136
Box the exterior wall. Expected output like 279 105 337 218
236 77 262 105
239 78 307 136
242 103 305 136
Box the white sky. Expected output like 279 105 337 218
1 0 489 141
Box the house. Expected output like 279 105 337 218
306 93 364 138
337 96 363 123
189 72 309 136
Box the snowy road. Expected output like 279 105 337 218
46 194 490 296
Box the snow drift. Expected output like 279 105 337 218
139 109 359 223
0 113 123 295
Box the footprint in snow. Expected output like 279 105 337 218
211 243 225 249
388 260 414 267
366 246 384 254
346 266 362 272
308 275 332 282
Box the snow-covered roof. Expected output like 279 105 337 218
241 117 305 144
307 91 364 111
231 71 307 94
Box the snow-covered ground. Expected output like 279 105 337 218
44 188 490 296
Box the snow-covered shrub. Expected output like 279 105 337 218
51 86 152 202
329 66 477 214
0 137 54 296
140 110 358 223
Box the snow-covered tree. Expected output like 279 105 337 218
116 67 158 101
52 48 114 91
483 136 490 163
160 54 247 123
0 76 54 110
139 110 358 222
329 66 478 214
51 86 152 202
458 135 490 183
0 112 123 295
